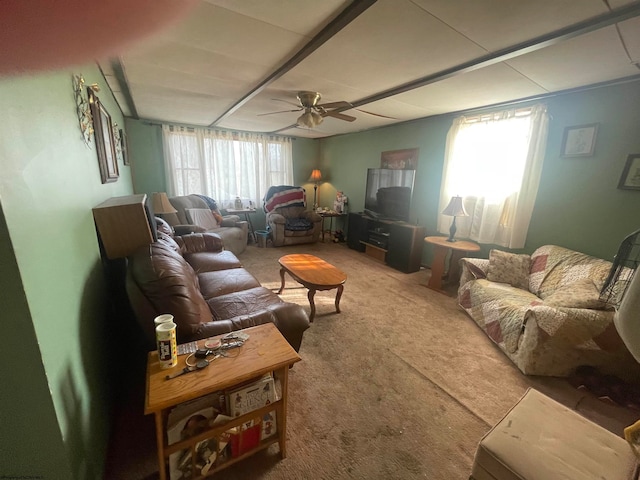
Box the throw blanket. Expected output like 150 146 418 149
263 186 306 213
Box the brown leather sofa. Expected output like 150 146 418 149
163 194 249 256
126 219 309 351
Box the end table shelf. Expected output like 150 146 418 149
145 323 301 480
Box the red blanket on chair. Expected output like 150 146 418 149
263 186 306 212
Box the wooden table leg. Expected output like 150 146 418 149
428 245 448 291
277 268 286 294
307 288 316 322
155 411 166 480
335 284 344 313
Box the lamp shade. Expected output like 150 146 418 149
441 196 468 217
308 169 323 183
151 192 177 214
298 111 323 128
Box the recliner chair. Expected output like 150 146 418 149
263 186 322 247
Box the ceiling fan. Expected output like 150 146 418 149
258 91 355 128
259 91 396 129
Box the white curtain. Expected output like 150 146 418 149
162 125 293 208
437 104 549 249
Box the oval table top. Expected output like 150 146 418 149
278 254 347 288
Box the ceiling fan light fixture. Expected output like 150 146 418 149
297 110 323 128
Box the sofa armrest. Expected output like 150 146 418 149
529 305 616 346
459 258 489 287
174 232 224 254
266 213 286 225
300 210 322 223
173 224 206 235
195 303 310 351
220 215 240 227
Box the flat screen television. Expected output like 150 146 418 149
364 168 415 222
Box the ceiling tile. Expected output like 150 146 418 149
203 0 351 36
393 63 548 113
506 22 640 91
411 0 613 51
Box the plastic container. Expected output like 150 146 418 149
255 230 269 248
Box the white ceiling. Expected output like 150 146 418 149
101 0 640 139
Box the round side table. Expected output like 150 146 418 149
424 236 480 292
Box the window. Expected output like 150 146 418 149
438 104 548 249
162 125 293 208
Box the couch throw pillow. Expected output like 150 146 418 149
186 208 218 230
486 249 531 290
543 278 609 310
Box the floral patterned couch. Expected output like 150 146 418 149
457 245 638 378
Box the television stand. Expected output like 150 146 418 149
347 212 425 273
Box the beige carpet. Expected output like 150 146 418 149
105 241 639 479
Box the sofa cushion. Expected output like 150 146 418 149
206 286 284 319
285 217 313 231
529 245 613 299
543 278 609 310
185 250 242 273
128 242 212 341
460 279 540 353
486 249 531 290
198 269 261 299
186 208 218 229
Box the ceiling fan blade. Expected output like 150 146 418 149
322 110 356 122
272 98 302 108
257 108 302 117
356 108 398 120
318 101 353 109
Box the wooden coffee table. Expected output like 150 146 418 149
277 254 347 322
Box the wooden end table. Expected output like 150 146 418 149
145 323 301 480
424 236 480 292
225 208 257 243
277 254 347 322
317 211 345 242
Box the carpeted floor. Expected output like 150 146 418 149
105 241 639 479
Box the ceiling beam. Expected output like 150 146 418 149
272 1 640 133
208 0 377 127
349 2 640 110
109 57 139 119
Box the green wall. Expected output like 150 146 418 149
126 79 640 263
321 79 640 262
0 65 133 478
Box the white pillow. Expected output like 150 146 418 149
186 208 218 230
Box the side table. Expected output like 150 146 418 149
317 211 346 242
424 236 480 292
225 208 257 243
145 323 301 480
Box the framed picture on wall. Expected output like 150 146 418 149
618 154 640 190
561 123 599 157
380 148 419 170
88 88 119 183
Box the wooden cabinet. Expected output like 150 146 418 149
92 194 156 259
347 212 425 273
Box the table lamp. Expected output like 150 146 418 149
308 169 323 210
442 195 468 242
151 192 177 216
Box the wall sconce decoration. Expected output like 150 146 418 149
72 74 100 146
113 123 123 164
